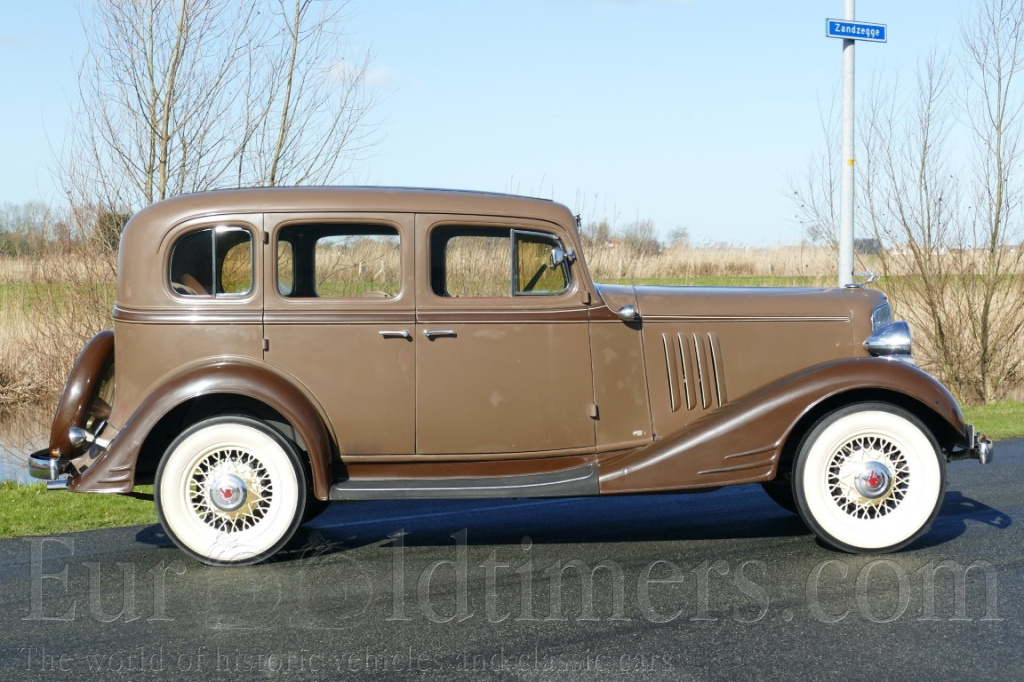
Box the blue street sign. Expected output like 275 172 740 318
826 19 887 43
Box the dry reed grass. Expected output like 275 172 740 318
0 240 1017 407
584 243 842 281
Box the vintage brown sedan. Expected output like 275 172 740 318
30 187 992 564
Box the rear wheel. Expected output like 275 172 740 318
793 403 945 553
155 416 307 565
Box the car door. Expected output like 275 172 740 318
262 213 416 456
414 214 595 456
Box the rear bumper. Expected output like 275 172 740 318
27 449 70 490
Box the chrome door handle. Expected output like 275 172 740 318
378 330 411 339
422 329 456 339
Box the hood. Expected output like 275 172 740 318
596 283 886 322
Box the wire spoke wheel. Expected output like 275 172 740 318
189 447 274 533
155 416 306 565
827 435 910 520
794 403 945 553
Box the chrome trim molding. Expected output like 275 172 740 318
644 315 849 323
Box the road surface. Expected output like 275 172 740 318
1 442 1020 680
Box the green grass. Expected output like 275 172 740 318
0 481 158 539
962 400 1024 441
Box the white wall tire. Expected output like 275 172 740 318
794 403 945 553
155 416 307 565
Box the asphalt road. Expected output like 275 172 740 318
1 442 1021 681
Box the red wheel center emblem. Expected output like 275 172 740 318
220 487 234 499
867 471 881 489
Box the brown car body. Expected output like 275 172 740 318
31 187 991 563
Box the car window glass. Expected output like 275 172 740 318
277 224 400 298
515 231 569 295
439 232 511 297
169 226 253 297
218 230 252 294
277 240 294 296
430 225 569 298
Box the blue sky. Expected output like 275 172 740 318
0 1 970 244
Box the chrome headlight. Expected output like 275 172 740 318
870 302 893 332
864 320 913 361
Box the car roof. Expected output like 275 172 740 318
123 186 569 235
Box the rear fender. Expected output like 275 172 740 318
68 361 333 499
598 357 964 493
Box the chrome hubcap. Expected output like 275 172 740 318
828 435 910 519
853 461 892 499
188 448 273 533
209 473 248 511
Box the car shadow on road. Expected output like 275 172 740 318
132 486 1012 563
908 489 1012 551
271 485 813 562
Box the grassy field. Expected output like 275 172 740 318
962 401 1024 441
0 482 158 538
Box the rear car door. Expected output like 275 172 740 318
262 213 416 456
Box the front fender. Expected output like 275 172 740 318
598 357 964 494
69 361 333 499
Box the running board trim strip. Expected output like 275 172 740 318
329 464 600 500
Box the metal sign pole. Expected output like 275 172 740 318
838 0 856 287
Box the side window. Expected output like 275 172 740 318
169 226 252 297
430 226 570 298
514 231 569 295
276 224 401 298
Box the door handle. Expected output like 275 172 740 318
422 329 457 339
378 330 411 339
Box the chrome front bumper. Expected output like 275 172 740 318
955 423 994 465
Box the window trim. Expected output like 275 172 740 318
167 225 255 300
511 229 572 297
273 221 404 301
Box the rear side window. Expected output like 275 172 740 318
169 226 253 297
276 224 401 298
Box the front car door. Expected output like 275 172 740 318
415 214 595 457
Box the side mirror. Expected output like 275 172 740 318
549 247 576 268
616 304 640 323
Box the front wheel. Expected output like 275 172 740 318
793 403 945 553
155 416 307 565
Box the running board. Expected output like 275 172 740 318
329 463 600 500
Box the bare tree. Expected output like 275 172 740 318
10 0 380 408
793 0 1024 404
61 0 378 214
860 53 969 391
859 0 1024 404
958 0 1024 402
